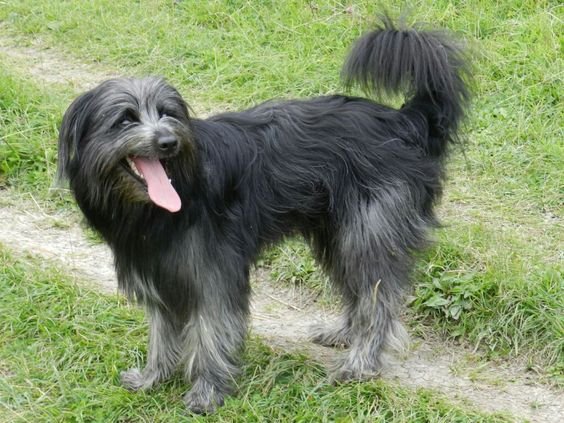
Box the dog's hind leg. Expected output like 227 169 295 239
121 306 182 391
332 280 408 381
327 195 423 380
181 263 251 414
306 230 355 349
310 307 354 348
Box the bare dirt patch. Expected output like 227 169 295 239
1 193 562 422
0 32 119 90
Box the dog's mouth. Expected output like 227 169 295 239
123 156 181 213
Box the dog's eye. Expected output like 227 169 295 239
158 108 170 119
157 105 182 120
118 111 138 127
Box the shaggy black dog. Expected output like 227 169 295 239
57 16 470 413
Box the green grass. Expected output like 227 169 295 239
412 231 563 371
0 246 511 422
0 0 562 382
0 67 65 191
0 0 371 107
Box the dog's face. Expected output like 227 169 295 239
57 77 194 212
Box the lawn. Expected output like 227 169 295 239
0 0 562 419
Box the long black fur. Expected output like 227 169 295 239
57 17 470 414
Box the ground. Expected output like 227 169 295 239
0 9 563 422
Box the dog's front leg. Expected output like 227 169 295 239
121 306 182 391
181 270 250 414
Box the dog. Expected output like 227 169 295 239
56 16 470 414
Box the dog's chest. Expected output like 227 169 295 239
114 224 207 307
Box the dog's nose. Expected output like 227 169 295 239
157 133 178 153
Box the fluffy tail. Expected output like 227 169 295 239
342 15 471 156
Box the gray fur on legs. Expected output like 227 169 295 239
121 306 182 391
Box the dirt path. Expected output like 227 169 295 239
0 34 563 422
0 32 119 89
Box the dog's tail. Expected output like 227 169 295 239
342 15 471 157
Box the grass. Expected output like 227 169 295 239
0 0 562 389
0 246 511 422
0 67 64 191
412 231 563 371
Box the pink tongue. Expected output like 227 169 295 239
132 157 181 213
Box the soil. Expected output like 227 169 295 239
0 33 119 89
0 35 563 422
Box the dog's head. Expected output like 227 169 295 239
57 77 194 212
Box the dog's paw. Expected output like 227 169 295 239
309 322 352 348
183 379 225 415
329 356 382 383
120 368 154 391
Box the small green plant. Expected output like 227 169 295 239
411 243 486 323
266 239 324 287
415 270 481 321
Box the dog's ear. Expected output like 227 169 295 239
56 90 96 185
